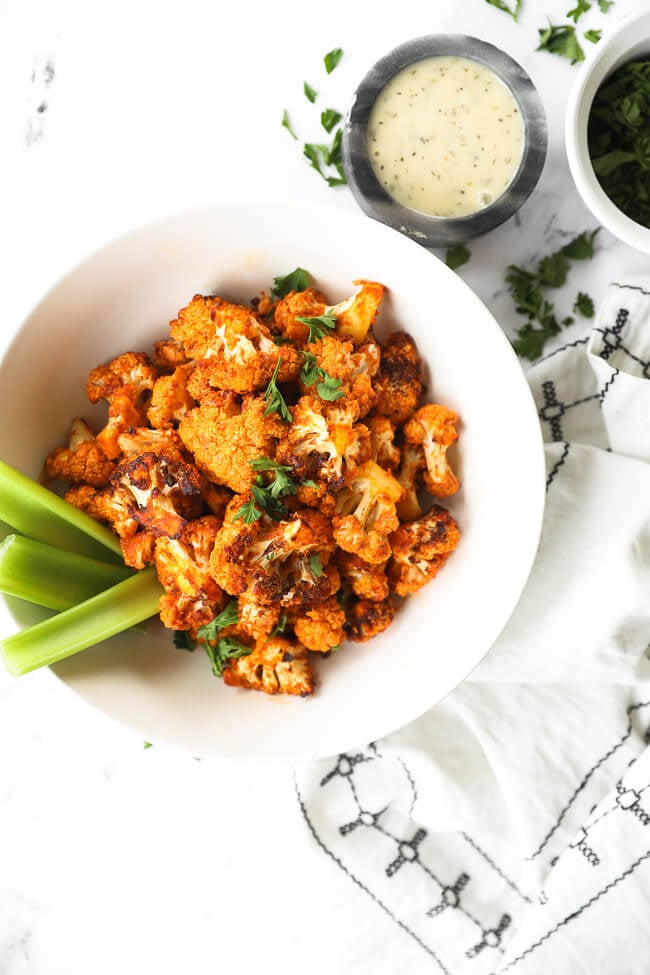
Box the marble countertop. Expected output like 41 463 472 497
1 0 648 971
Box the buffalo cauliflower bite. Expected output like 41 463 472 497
272 281 384 345
170 294 299 393
388 505 460 596
209 507 338 609
337 551 390 602
344 597 395 642
154 516 225 630
44 418 114 487
86 352 158 459
153 338 189 372
117 427 185 460
113 449 204 539
147 364 196 429
179 394 284 494
272 287 330 345
233 591 281 642
302 335 380 419
403 404 460 497
333 460 403 564
373 331 423 426
292 596 345 652
64 482 149 567
367 416 400 472
395 442 425 522
222 634 314 696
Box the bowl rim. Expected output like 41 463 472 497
565 9 650 253
342 33 548 248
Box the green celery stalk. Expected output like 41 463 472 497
1 567 163 676
0 533 133 611
0 460 122 562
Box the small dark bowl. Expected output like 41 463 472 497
342 34 548 248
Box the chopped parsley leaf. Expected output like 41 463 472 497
484 0 521 20
232 496 263 524
321 108 342 133
574 291 595 317
445 244 471 270
143 741 153 749
304 81 317 103
537 23 585 63
271 614 288 637
281 109 298 140
263 357 292 422
309 553 324 577
567 0 591 23
196 600 240 643
324 48 343 74
296 314 337 343
598 0 613 10
250 457 297 498
206 635 252 677
584 29 602 43
173 630 195 651
271 267 310 300
299 351 344 401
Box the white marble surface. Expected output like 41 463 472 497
1 0 649 971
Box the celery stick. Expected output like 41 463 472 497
0 534 133 611
0 460 122 561
1 568 163 676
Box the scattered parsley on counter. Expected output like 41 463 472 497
598 0 614 10
143 741 153 749
263 357 292 422
271 267 310 300
321 108 342 134
324 48 343 74
281 110 298 141
296 313 337 343
507 230 599 361
537 23 585 63
574 291 595 317
484 0 522 20
584 28 602 43
445 244 471 270
567 0 591 23
304 82 318 104
588 59 650 226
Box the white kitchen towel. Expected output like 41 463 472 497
294 279 650 975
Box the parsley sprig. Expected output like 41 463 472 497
296 313 337 343
263 357 292 422
271 267 310 300
484 0 522 20
508 230 599 360
537 22 585 63
196 600 240 643
206 635 252 677
232 459 317 524
177 600 253 676
300 351 345 401
250 457 298 498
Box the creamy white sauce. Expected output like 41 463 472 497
367 55 525 218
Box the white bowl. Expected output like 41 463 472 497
565 10 650 253
0 203 545 761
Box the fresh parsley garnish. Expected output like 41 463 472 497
271 267 310 299
143 741 153 749
537 22 585 63
324 48 343 74
598 0 613 10
196 600 240 643
445 244 471 270
271 614 287 637
232 496 263 524
574 291 595 317
250 457 298 498
484 0 521 20
173 630 195 651
508 230 599 360
299 351 345 401
309 553 324 577
296 314 337 343
321 108 342 133
251 482 289 520
303 132 347 187
304 81 317 103
567 0 591 22
281 109 298 140
206 635 252 677
584 28 601 43
263 357 292 422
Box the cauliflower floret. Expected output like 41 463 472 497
395 442 425 522
337 551 390 602
403 404 460 497
292 596 345 652
301 335 380 418
373 332 422 426
153 338 189 372
222 634 314 696
86 352 158 459
367 416 400 472
272 287 329 345
210 507 338 609
179 394 284 494
202 482 233 520
234 591 281 641
273 281 384 346
147 364 196 428
344 598 395 642
43 418 114 487
388 505 460 596
154 516 224 630
117 427 185 460
120 532 156 569
112 449 204 539
170 294 299 393
276 396 370 506
333 460 403 564
65 483 139 541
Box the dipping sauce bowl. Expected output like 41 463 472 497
342 34 548 248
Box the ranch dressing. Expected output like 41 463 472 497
367 56 525 218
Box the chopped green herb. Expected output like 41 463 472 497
507 230 599 360
281 109 298 140
206 635 253 677
303 134 347 187
271 614 287 637
196 601 240 644
445 244 471 270
567 0 591 23
250 457 297 498
273 335 293 346
271 267 310 300
574 291 595 317
299 349 344 401
301 479 319 489
263 357 292 422
537 22 585 63
584 28 602 43
173 630 195 651
309 553 324 577
143 741 153 749
321 108 342 133
232 496 263 524
598 0 613 10
562 316 575 326
251 483 288 521
316 373 344 401
484 0 522 19
300 350 321 386
296 314 337 343
324 48 343 74
304 81 317 103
